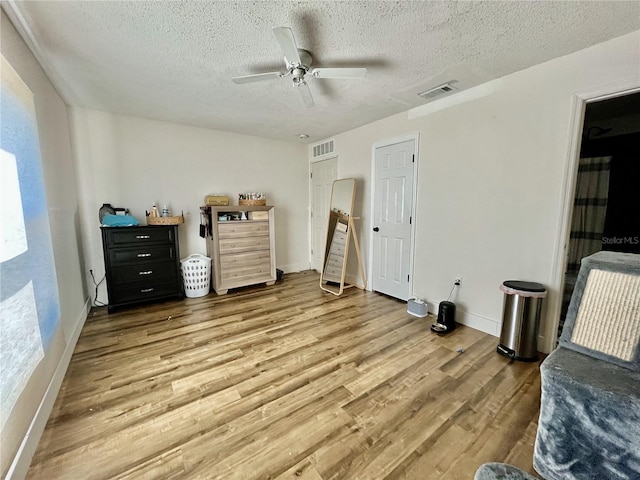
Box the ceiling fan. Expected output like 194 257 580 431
232 27 367 108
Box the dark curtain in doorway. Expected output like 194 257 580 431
559 131 640 339
566 156 612 272
560 156 611 337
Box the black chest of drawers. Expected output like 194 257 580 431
101 225 183 312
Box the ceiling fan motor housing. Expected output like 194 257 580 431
286 49 312 70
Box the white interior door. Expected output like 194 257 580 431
372 140 415 300
311 157 337 271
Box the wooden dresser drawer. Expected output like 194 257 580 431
111 261 177 284
110 280 180 304
220 250 271 269
331 230 347 246
218 221 270 238
218 235 270 254
325 253 344 270
323 265 343 283
106 227 174 246
109 245 175 265
329 241 346 257
221 262 271 281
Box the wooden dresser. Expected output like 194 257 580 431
101 225 183 312
204 205 276 295
322 211 349 283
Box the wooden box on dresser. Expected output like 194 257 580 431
204 205 276 295
101 225 183 312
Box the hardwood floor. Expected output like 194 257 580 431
28 271 541 479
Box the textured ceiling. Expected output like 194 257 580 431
4 1 639 143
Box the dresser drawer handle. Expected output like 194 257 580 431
137 253 152 257
139 270 153 275
136 235 151 239
140 288 154 293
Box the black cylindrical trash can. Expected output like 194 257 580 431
497 280 546 361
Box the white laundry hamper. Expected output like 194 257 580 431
180 254 211 298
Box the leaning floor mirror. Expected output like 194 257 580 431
320 178 366 296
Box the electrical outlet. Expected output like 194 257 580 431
455 277 462 286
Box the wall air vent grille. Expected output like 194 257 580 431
418 83 457 100
312 139 335 158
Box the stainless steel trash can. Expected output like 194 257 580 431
497 280 546 361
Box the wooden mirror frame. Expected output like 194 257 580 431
320 179 366 295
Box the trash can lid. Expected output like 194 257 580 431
502 280 545 292
500 280 547 298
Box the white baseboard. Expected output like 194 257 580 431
431 301 500 337
456 309 500 337
6 297 90 480
279 262 311 274
344 273 366 289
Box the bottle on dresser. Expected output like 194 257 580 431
150 203 160 217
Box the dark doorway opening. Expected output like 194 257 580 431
558 91 640 338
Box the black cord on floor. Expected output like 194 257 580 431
90 269 107 307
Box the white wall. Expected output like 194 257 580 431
70 109 309 304
1 10 89 478
326 31 640 352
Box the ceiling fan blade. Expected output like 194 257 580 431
311 68 367 79
296 82 315 108
232 72 282 84
273 27 302 65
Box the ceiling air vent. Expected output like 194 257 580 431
312 139 335 158
418 83 457 100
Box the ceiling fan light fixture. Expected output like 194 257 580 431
298 134 309 139
292 67 307 80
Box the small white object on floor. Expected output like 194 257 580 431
456 347 465 353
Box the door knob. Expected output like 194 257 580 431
373 227 380 232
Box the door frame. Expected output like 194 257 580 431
546 80 640 353
368 132 420 296
309 155 338 271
